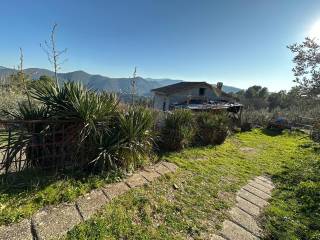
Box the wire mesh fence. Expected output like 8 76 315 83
0 120 84 175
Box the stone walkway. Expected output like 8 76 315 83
210 176 275 240
0 161 178 240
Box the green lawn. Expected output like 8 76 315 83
0 168 124 225
1 129 318 239
63 129 318 240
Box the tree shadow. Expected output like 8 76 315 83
0 167 116 198
262 128 283 137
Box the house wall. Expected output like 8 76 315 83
153 94 169 111
167 87 216 106
153 86 218 111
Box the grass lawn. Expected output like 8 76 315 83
1 129 318 239
62 129 318 240
0 168 124 225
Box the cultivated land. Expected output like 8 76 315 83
1 129 318 239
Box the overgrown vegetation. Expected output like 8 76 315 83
62 130 313 239
1 80 156 174
195 112 229 145
160 110 194 151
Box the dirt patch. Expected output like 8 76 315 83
239 147 257 154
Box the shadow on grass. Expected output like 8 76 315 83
262 128 283 137
0 167 122 199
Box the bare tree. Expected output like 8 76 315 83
18 48 32 107
41 23 67 86
131 66 137 105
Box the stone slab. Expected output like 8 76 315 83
256 176 273 185
209 234 226 240
161 161 178 172
76 189 108 220
103 182 130 200
238 189 269 208
125 173 148 188
221 220 258 240
243 184 271 200
139 170 161 182
154 163 171 175
32 203 82 240
229 207 262 237
253 178 274 189
0 219 33 240
248 180 273 195
236 196 260 217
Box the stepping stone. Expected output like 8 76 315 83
238 189 269 208
32 203 82 240
248 181 273 195
221 220 258 240
209 234 226 240
161 161 178 172
76 189 109 220
154 163 171 175
256 176 273 185
229 207 262 237
125 173 148 188
243 184 271 200
236 196 260 217
103 182 130 200
253 178 274 189
139 170 161 182
0 219 32 240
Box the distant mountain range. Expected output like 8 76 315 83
0 66 241 95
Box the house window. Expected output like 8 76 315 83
199 88 206 96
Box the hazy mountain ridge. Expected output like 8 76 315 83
0 66 241 95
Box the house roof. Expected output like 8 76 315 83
151 82 214 95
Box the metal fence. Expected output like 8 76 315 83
0 120 83 175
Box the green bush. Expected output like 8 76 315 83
195 112 229 146
160 110 194 151
240 108 272 131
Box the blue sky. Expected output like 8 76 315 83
1 0 320 91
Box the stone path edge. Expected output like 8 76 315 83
0 161 178 240
211 175 275 240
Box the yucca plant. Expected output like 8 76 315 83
116 106 155 170
0 102 50 173
31 81 119 141
1 81 120 173
160 109 194 151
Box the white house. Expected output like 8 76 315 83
151 81 232 111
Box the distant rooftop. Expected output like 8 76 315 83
151 81 214 95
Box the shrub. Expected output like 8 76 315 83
116 106 156 170
160 110 194 151
240 108 272 131
195 112 229 146
311 121 320 143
